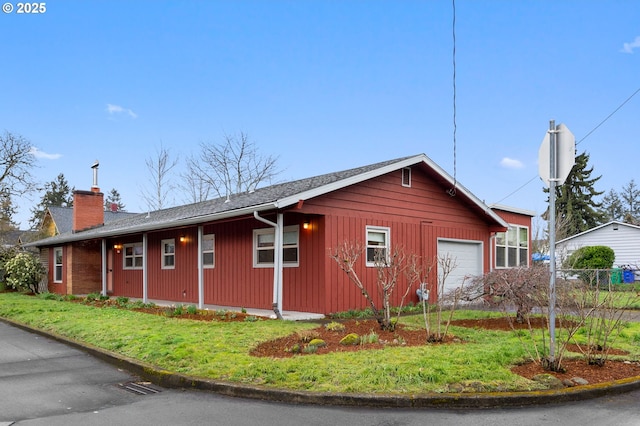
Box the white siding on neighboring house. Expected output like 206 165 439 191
556 221 640 268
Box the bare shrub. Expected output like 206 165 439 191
329 241 420 331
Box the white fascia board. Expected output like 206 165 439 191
275 155 426 208
276 153 508 228
488 203 537 217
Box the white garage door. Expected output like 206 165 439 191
437 240 483 297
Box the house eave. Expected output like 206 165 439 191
27 202 278 247
276 153 508 228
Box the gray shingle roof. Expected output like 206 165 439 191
28 154 507 247
46 206 138 235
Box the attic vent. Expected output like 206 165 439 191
402 167 411 187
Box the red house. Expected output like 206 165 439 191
29 154 534 317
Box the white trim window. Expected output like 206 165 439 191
162 239 175 269
496 225 529 268
402 167 412 187
253 226 299 268
53 247 63 283
123 242 144 270
366 226 390 267
202 234 215 268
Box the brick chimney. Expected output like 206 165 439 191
72 161 105 232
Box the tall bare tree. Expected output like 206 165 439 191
0 131 38 197
186 132 280 200
180 153 213 204
140 144 179 211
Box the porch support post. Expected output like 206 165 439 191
275 212 284 315
143 233 148 303
197 225 204 309
101 239 107 296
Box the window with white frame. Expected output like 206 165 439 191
402 167 411 187
123 242 143 269
366 226 390 266
53 247 63 283
202 234 215 268
253 226 299 267
162 239 175 269
495 225 529 268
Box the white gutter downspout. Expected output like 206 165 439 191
197 226 204 309
143 233 148 303
253 211 284 319
101 239 107 296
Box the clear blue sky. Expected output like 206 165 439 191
2 0 639 228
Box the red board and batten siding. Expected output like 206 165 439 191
96 165 508 315
298 168 498 314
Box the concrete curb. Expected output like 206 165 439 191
5 317 640 409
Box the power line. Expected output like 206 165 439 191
448 0 457 196
577 86 640 145
494 86 640 205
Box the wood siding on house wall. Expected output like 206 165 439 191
298 168 494 313
45 166 528 315
68 240 102 295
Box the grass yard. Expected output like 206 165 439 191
2 292 640 395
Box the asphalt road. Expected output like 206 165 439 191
2 321 640 426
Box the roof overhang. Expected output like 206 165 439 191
27 202 279 247
275 154 508 229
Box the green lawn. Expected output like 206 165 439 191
2 292 640 395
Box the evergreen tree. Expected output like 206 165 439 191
104 188 126 211
29 173 74 229
543 151 606 240
0 187 18 235
599 189 624 222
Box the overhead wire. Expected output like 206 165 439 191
493 86 640 205
447 0 457 197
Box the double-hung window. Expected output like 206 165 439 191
162 239 175 269
123 243 143 269
366 226 390 267
53 247 63 283
495 225 529 267
254 226 299 267
202 234 215 268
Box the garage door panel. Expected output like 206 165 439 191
437 240 482 295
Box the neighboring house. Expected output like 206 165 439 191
27 154 533 317
0 229 38 249
41 205 137 237
556 221 640 269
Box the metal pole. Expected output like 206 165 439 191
548 119 557 366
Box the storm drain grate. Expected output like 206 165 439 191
118 381 162 395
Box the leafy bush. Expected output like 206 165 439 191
4 252 45 293
566 246 615 269
565 246 615 287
